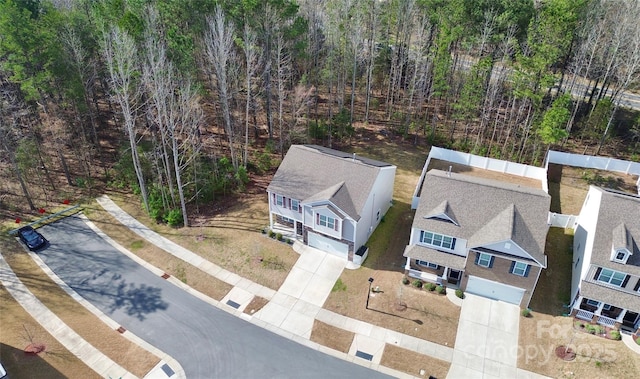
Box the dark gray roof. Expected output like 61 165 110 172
581 281 640 313
589 187 640 276
403 244 467 270
413 170 551 264
267 145 395 220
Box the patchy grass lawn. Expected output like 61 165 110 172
530 227 574 315
310 320 354 354
102 191 298 291
381 344 450 379
0 240 159 378
519 313 640 379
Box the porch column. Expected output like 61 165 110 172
269 211 274 230
441 266 448 283
595 301 605 316
404 256 411 271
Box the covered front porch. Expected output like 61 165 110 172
403 244 467 289
572 296 640 331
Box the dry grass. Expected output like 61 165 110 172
518 313 640 379
243 296 269 315
105 191 298 291
0 242 159 377
310 320 354 353
380 344 450 379
83 200 233 301
0 283 99 379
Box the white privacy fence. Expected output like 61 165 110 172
548 212 577 229
545 150 640 189
413 147 548 208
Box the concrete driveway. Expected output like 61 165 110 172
447 294 520 379
36 215 390 379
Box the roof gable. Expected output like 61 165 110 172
267 145 394 220
412 170 551 263
424 200 459 226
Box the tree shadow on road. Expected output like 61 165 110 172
107 279 168 321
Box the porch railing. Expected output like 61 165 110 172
575 309 595 321
597 315 617 327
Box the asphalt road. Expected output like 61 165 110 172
36 215 390 379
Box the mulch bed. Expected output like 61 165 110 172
555 345 576 361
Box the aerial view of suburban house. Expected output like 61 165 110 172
267 145 396 263
404 169 551 307
571 185 640 333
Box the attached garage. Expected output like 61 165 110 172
308 231 349 258
466 276 525 305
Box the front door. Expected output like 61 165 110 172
623 311 640 328
448 269 462 285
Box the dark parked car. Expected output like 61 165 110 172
17 225 47 251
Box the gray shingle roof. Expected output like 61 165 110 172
589 187 640 276
412 170 551 264
403 244 467 270
267 145 394 220
581 280 640 313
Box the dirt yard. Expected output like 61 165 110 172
519 313 640 379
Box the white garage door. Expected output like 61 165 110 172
308 232 348 257
466 276 525 305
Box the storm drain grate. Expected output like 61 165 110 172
116 326 126 334
226 300 241 309
161 273 170 279
355 350 373 361
161 364 175 376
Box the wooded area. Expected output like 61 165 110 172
1 0 640 227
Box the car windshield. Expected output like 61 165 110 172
22 229 41 242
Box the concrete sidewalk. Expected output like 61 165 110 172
0 254 135 379
95 195 548 378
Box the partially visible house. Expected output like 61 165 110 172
571 186 640 332
267 145 396 263
404 170 551 307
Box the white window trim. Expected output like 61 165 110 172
613 249 629 264
512 261 528 277
597 268 626 287
586 299 600 307
319 214 336 230
276 194 284 207
477 253 492 268
603 304 612 311
291 199 300 211
419 230 455 250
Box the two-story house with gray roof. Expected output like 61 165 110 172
404 170 551 307
267 145 396 263
571 186 640 332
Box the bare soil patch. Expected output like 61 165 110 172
0 242 159 377
518 313 640 379
380 344 450 379
243 296 269 315
310 320 354 354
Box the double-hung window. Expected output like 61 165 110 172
511 261 529 277
291 199 300 212
419 231 455 249
597 268 626 287
319 214 336 230
477 253 492 268
276 194 284 207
